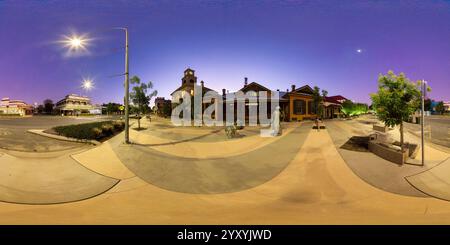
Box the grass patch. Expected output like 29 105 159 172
52 120 124 141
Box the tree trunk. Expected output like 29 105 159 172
138 112 141 129
400 122 404 151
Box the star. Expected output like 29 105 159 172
356 49 363 53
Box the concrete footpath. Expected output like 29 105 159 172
0 147 119 204
1 124 450 223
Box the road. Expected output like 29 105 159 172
0 115 120 152
404 115 450 148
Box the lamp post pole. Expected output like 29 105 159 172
124 28 130 144
421 80 426 166
60 28 130 144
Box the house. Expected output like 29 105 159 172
154 97 172 116
444 101 450 112
0 97 33 116
55 94 95 116
169 68 350 123
323 95 348 119
223 78 288 123
282 86 348 121
282 85 317 121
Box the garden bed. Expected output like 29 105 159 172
368 140 409 165
47 120 125 142
340 136 370 152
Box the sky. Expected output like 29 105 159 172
0 0 449 106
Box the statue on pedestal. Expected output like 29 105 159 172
271 106 281 136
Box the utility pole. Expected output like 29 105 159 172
124 28 130 144
421 80 427 166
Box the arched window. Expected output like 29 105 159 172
189 79 194 83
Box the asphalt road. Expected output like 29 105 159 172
405 115 450 148
0 115 119 152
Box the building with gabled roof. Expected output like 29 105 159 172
0 97 33 116
170 68 216 97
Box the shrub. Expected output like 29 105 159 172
91 127 103 139
53 120 123 140
225 125 237 138
101 124 114 135
112 120 125 130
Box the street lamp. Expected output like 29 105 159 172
112 28 130 144
81 78 94 91
421 80 427 166
60 34 90 52
59 28 130 144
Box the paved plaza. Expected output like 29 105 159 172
0 115 449 223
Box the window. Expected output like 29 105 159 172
293 99 306 115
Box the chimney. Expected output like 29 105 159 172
244 77 248 86
222 89 226 96
200 80 204 87
286 89 289 92
291 85 296 92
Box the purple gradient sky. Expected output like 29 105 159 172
0 0 449 106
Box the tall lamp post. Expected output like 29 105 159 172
61 28 130 144
113 28 130 144
421 80 427 166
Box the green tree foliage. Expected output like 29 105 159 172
341 100 368 116
129 76 158 129
370 71 426 148
161 102 172 118
424 98 433 112
312 86 328 118
43 99 54 114
435 101 445 115
37 104 45 114
102 102 123 115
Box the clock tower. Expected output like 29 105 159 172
182 68 197 85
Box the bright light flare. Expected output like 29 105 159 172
81 78 94 91
59 33 91 53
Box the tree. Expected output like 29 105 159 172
341 100 354 117
37 105 45 114
129 76 158 129
103 102 122 115
435 101 445 115
320 89 328 118
43 99 54 115
370 71 426 150
342 100 368 117
312 86 328 118
161 102 172 118
424 98 433 112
